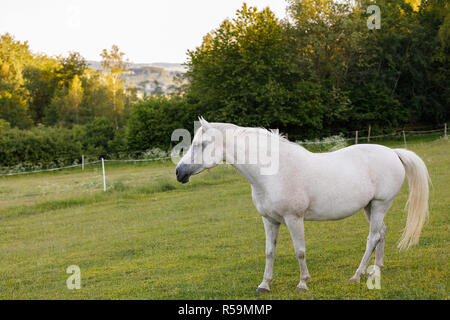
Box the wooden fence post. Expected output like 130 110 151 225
102 158 106 192
445 123 448 140
368 125 371 142
355 130 358 144
403 130 407 148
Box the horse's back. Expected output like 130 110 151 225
292 143 405 220
336 144 405 198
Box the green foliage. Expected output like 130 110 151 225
44 75 84 127
82 117 116 156
0 92 32 129
296 134 349 153
1 0 449 156
100 45 128 129
186 4 310 134
0 119 10 131
0 33 34 128
0 35 135 131
22 55 60 124
0 126 82 169
57 51 87 88
0 117 128 169
127 96 192 150
349 83 408 131
351 0 450 124
184 1 449 141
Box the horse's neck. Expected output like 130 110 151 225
224 130 311 188
231 163 263 186
224 131 291 187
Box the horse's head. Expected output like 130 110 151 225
175 117 224 183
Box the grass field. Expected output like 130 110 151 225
0 138 448 299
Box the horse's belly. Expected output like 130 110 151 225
304 207 358 221
304 192 372 221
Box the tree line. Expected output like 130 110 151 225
0 37 138 129
0 0 449 168
183 0 449 139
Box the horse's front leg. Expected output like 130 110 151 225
256 217 280 293
285 215 310 291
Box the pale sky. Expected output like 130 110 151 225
0 0 289 64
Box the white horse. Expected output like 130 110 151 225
175 118 430 292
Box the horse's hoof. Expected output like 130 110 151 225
295 284 308 292
256 287 270 293
349 276 360 283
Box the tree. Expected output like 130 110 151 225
0 33 34 128
22 55 60 124
100 45 127 129
151 80 164 96
353 0 449 125
138 80 150 98
127 96 192 150
83 117 116 156
186 4 327 138
67 75 84 123
57 51 87 88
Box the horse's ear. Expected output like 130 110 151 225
198 116 211 130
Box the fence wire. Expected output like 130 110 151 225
1 157 172 177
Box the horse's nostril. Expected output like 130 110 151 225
176 168 179 176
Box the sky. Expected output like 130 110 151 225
0 0 289 64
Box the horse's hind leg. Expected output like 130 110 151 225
364 204 386 269
284 215 310 291
350 199 392 282
375 223 386 268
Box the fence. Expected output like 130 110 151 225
1 124 447 179
0 157 172 177
297 128 446 145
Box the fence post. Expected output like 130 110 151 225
102 158 106 192
403 130 407 148
355 130 358 144
82 155 84 171
368 125 371 142
445 123 448 140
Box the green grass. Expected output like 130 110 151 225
0 139 448 299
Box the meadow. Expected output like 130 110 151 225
0 138 448 299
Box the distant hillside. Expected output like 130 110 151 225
87 61 186 94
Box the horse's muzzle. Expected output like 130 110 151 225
175 165 191 184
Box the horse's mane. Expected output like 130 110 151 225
198 121 308 151
209 122 292 145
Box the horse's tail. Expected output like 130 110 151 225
394 149 431 250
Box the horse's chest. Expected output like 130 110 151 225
251 187 302 224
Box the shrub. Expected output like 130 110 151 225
0 126 82 171
0 117 128 171
296 134 349 153
126 96 193 151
